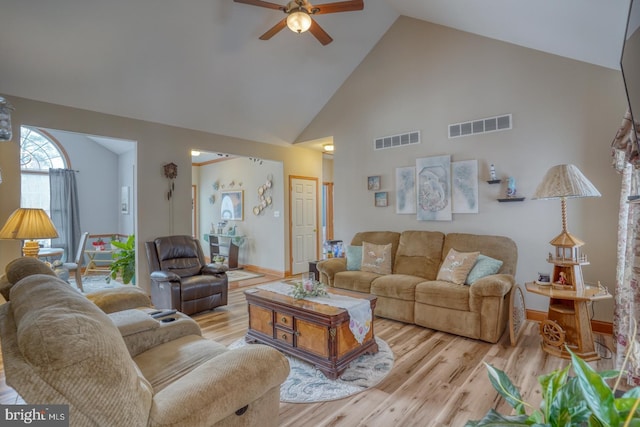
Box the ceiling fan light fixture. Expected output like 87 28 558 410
287 10 312 34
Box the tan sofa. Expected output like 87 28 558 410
0 260 289 427
317 231 517 343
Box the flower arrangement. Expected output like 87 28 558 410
92 238 105 251
290 278 328 299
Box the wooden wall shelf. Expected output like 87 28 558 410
497 197 525 202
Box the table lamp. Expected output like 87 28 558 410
532 164 601 248
0 208 59 257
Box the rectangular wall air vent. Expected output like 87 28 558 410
448 114 512 139
374 131 420 151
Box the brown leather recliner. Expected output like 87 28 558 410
145 235 228 315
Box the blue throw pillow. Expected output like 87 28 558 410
346 245 363 271
465 254 503 285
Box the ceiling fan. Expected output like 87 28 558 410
233 0 364 46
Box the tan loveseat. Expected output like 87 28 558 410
317 231 517 343
0 260 289 427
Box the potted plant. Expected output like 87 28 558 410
108 234 135 284
466 347 640 426
92 238 105 251
110 235 120 251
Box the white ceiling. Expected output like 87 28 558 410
0 0 631 149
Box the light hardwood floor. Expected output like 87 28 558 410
0 274 620 426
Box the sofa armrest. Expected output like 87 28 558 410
150 344 289 425
86 287 152 314
316 258 347 286
469 274 514 298
150 270 181 282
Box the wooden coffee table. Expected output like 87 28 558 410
244 284 378 379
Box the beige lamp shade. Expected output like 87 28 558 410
532 164 600 249
532 164 601 200
0 208 59 257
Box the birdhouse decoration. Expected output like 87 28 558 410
163 162 178 200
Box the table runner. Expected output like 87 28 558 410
257 282 372 344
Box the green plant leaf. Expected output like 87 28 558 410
464 409 537 426
539 365 571 422
485 363 526 415
547 377 590 426
570 349 619 426
108 234 135 284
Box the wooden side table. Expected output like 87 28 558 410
525 282 611 361
84 249 114 274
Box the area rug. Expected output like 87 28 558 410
226 270 264 282
230 337 394 403
69 275 125 293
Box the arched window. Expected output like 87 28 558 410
20 126 67 228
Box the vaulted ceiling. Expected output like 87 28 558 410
0 0 631 146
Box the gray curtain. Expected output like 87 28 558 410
50 168 81 262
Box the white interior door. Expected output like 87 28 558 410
290 177 318 275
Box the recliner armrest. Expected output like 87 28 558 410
201 264 229 275
150 270 181 282
150 344 289 425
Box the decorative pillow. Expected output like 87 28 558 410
361 242 392 275
465 254 504 285
436 248 480 285
346 245 363 271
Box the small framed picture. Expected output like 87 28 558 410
368 175 381 191
536 272 551 285
375 191 388 207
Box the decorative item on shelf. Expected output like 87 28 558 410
290 273 328 299
0 208 59 257
216 220 227 235
487 163 501 184
0 96 14 141
506 176 516 197
497 177 525 202
163 162 178 200
92 238 106 251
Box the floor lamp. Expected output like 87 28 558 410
0 208 59 257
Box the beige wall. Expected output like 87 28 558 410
0 97 323 292
299 17 626 320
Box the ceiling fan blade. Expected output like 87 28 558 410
309 19 333 45
259 18 288 40
311 0 364 14
233 0 285 11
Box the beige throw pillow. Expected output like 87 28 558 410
437 248 480 285
361 242 392 275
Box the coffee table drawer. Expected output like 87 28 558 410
276 312 293 328
276 329 294 345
